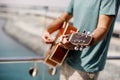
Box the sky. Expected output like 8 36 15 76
0 0 70 7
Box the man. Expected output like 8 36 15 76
42 0 120 80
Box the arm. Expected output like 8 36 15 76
42 12 72 44
59 14 115 50
91 14 115 45
46 12 73 34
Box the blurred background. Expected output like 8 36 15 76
0 0 119 80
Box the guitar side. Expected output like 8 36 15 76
44 22 77 67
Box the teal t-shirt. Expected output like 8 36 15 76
65 0 120 72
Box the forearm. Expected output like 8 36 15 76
91 15 114 45
46 12 73 34
92 27 108 45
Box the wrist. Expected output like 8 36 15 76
89 37 95 46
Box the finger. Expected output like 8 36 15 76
41 36 47 42
62 38 69 44
42 35 54 44
59 35 69 43
62 34 69 38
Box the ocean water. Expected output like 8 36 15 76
0 19 41 58
0 62 60 80
0 19 60 80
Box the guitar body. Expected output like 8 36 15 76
44 22 77 67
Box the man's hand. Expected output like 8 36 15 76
41 31 54 44
59 35 75 50
41 12 72 44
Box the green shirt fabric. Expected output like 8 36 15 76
65 0 120 72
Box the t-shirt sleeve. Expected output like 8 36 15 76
66 0 74 15
100 0 120 15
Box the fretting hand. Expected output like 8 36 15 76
59 34 75 50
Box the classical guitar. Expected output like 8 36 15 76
44 22 93 67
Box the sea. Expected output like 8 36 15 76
0 19 60 80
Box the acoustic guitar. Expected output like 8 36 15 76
44 22 93 68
